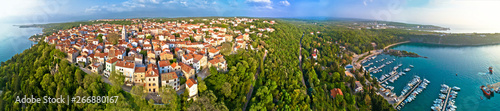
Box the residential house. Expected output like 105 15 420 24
134 67 146 85
90 63 103 74
67 49 79 63
158 60 171 74
115 61 136 85
208 48 219 59
181 63 195 79
76 55 88 65
169 62 182 75
330 88 343 99
160 51 174 61
182 54 194 65
186 78 198 100
161 72 180 91
355 81 363 93
192 54 207 73
104 58 119 76
145 64 160 93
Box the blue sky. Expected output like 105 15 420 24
1 0 500 33
0 0 425 22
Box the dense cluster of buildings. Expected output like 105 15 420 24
44 17 275 100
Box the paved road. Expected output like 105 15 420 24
299 33 306 87
298 32 314 110
242 50 267 111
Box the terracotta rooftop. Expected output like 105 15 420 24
115 61 135 69
158 60 171 67
186 78 197 88
161 72 178 81
209 48 219 53
180 62 193 72
135 67 146 73
330 88 343 98
106 58 118 63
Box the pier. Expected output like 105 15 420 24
394 79 423 108
487 82 500 89
379 71 400 83
441 88 451 111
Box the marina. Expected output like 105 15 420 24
437 84 459 111
394 76 429 110
364 43 500 111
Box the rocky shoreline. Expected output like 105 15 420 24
383 49 426 58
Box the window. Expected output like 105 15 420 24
153 78 155 81
149 89 151 92
149 83 151 86
149 78 151 81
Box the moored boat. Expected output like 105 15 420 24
489 66 493 74
481 85 491 96
404 68 411 72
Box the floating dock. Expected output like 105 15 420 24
441 88 451 111
394 79 423 108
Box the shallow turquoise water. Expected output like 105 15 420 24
0 25 42 62
364 43 500 111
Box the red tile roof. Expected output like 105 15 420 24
186 78 197 88
135 67 146 73
115 61 135 69
330 88 343 98
158 60 171 67
161 72 178 81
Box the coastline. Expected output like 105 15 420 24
412 41 500 47
353 40 500 68
352 41 410 69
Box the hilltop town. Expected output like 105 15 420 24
43 17 275 100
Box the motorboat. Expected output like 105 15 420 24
452 86 460 91
404 68 411 72
481 85 491 96
439 94 446 99
441 84 449 88
424 79 430 83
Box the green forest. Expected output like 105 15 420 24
0 18 443 111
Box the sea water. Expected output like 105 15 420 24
364 43 500 111
0 24 42 62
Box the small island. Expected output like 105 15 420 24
383 49 425 58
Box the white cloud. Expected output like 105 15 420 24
85 6 102 14
280 0 290 6
180 1 188 6
85 0 166 13
245 0 273 9
246 0 271 3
